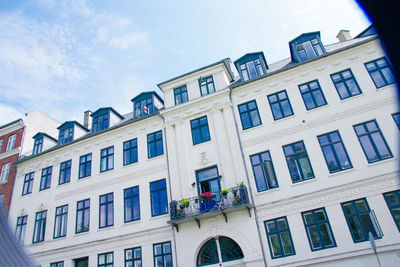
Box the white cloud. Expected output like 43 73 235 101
0 105 24 125
109 32 149 50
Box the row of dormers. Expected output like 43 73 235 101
29 29 376 156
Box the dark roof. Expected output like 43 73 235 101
157 58 234 88
131 91 164 104
355 24 377 38
0 119 23 130
32 132 58 142
91 107 124 120
288 31 321 44
57 121 89 132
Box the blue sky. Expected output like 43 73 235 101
0 0 370 125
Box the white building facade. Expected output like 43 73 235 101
8 28 400 267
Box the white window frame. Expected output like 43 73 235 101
0 163 11 183
6 134 16 151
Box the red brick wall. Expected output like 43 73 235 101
0 127 24 153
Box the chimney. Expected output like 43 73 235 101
336 30 352 42
83 110 92 130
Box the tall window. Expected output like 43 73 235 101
240 59 265 81
100 146 114 172
150 179 168 217
365 57 396 88
92 113 109 133
250 151 278 192
123 139 138 166
58 127 74 145
298 80 327 110
330 69 361 100
125 247 142 267
33 210 47 243
99 193 114 228
238 100 262 130
54 205 68 239
6 134 16 151
392 112 400 130
147 131 163 158
296 39 323 61
191 116 211 145
59 160 71 185
15 215 27 245
283 141 314 183
199 76 215 96
50 262 64 267
76 199 90 233
33 137 43 155
124 186 140 223
79 153 92 178
0 139 3 151
134 97 153 118
40 166 52 190
302 208 336 251
98 252 113 267
383 190 400 231
268 90 294 120
22 172 34 195
153 241 173 267
264 217 295 258
341 198 381 242
353 120 392 163
174 85 188 105
0 163 10 183
318 131 352 173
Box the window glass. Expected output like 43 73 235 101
268 90 294 120
153 242 173 267
250 151 278 192
283 141 314 183
383 190 400 231
150 179 168 216
318 131 352 173
59 160 71 185
238 100 262 130
302 208 336 250
79 153 92 178
54 205 68 239
100 146 114 172
124 186 140 223
147 131 164 158
191 116 211 145
99 193 114 228
40 166 52 190
76 199 90 233
0 163 10 183
264 217 295 258
298 80 327 110
365 57 396 88
330 69 361 99
199 76 215 96
33 210 47 243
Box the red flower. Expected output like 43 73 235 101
199 192 213 199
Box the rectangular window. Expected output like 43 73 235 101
147 130 164 158
99 193 114 228
40 166 52 190
50 262 64 267
302 208 336 251
268 90 294 120
199 76 215 96
365 57 396 88
392 112 400 130
238 100 262 130
264 217 295 258
79 153 92 178
298 80 327 110
134 97 153 118
0 139 3 151
98 252 113 267
330 69 361 99
22 172 34 195
123 139 138 166
125 247 142 267
153 241 173 267
6 134 16 151
100 146 114 172
190 116 211 145
383 190 400 231
15 215 27 245
54 205 68 239
92 113 109 133
59 160 71 185
318 131 352 173
342 198 382 242
76 199 90 233
353 120 392 163
58 127 74 145
174 85 189 105
250 151 278 192
33 137 43 155
240 59 265 81
150 179 168 217
124 186 140 223
297 39 323 61
283 141 314 183
33 210 47 243
0 163 10 183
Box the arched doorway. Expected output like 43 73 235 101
196 236 244 266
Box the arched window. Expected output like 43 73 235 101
197 236 244 266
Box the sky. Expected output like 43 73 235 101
0 0 370 126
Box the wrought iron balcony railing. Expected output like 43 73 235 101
168 185 252 230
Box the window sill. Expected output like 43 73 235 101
376 82 397 91
123 219 141 226
255 186 280 196
123 161 139 168
366 156 397 167
147 154 165 162
74 231 90 237
78 175 91 181
0 181 8 185
305 104 329 113
149 213 169 221
99 168 114 175
193 139 212 147
57 182 70 188
339 93 364 102
271 114 296 124
290 177 317 186
98 226 114 232
240 123 264 133
327 167 356 177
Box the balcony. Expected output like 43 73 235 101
168 185 252 231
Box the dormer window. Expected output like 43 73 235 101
296 39 323 61
234 52 268 82
134 97 153 119
58 127 73 145
199 76 215 96
289 32 326 63
92 113 109 133
131 92 164 119
33 137 43 155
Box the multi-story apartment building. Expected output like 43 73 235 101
0 110 59 214
8 26 399 267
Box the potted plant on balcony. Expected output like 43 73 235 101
181 199 190 209
221 189 229 197
199 192 216 212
